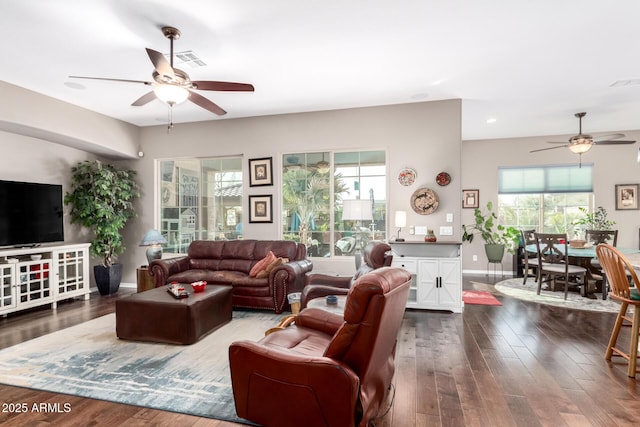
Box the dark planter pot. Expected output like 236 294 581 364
94 264 123 296
484 244 505 263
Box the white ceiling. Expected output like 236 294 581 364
2 0 640 141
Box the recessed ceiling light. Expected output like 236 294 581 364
486 118 497 124
64 81 85 90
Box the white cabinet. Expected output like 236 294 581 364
0 243 91 316
390 242 463 313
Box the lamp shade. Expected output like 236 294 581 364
153 84 189 105
139 229 167 246
342 199 373 221
394 211 407 228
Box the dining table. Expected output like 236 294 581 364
525 244 640 300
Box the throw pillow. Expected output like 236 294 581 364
256 257 288 279
249 251 277 278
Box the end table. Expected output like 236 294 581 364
136 266 154 293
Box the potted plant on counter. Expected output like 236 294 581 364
462 201 520 262
64 160 139 295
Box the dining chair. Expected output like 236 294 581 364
586 230 618 298
521 229 540 285
595 243 640 378
534 233 588 300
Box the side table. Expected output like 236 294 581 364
136 266 154 293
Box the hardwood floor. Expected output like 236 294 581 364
0 276 638 426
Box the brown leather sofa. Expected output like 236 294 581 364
300 241 392 309
148 240 313 313
229 266 411 427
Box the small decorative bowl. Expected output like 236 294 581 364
191 281 207 293
326 295 338 305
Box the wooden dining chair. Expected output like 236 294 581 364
534 233 588 300
521 229 539 285
595 243 640 378
586 230 618 298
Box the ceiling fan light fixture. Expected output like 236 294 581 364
568 135 593 154
153 84 189 105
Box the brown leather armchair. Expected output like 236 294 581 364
300 241 392 309
229 266 411 427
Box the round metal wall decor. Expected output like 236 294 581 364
410 187 439 215
397 168 417 186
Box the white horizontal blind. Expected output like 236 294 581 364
498 164 593 194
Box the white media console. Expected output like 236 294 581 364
0 243 91 316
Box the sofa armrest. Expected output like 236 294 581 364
306 273 352 288
148 256 191 288
269 259 313 313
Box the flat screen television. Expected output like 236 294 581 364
0 179 64 247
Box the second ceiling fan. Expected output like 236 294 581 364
530 112 635 164
70 26 254 118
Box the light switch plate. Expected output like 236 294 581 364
414 226 427 235
440 226 453 236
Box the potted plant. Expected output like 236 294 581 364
462 201 521 262
572 206 616 244
64 160 139 295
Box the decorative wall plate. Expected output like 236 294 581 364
410 187 439 215
436 172 451 186
397 168 417 186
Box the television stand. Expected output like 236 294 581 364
0 243 91 316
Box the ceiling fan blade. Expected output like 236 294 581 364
530 145 568 153
146 48 175 81
593 133 625 142
69 76 152 85
188 90 227 115
594 139 636 145
191 81 255 92
131 91 157 106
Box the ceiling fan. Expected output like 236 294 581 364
69 26 254 120
530 112 635 165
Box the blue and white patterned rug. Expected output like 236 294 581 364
0 310 282 424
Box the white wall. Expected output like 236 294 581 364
123 100 462 282
461 131 640 273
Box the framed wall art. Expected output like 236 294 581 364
615 184 639 210
249 195 273 223
462 189 479 209
249 157 273 187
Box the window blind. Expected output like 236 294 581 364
498 164 593 194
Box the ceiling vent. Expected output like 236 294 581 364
610 79 640 87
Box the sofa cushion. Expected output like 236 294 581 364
168 269 247 285
250 251 276 278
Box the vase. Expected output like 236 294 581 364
484 244 505 263
424 229 437 242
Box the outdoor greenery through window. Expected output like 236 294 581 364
497 164 593 237
159 158 243 254
282 150 387 258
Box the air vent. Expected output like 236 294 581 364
610 79 640 87
165 50 206 68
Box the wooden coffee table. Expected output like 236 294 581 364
116 284 232 344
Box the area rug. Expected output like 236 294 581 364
494 278 622 313
462 290 502 306
0 310 283 424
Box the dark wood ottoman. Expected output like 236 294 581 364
116 284 233 344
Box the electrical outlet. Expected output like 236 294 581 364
446 213 453 223
409 226 415 235
473 255 478 262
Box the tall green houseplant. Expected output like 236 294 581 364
64 160 139 295
462 201 520 262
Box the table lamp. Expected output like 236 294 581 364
342 199 374 269
140 229 167 265
394 210 407 242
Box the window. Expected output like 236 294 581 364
497 164 593 234
282 150 387 257
159 157 243 254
